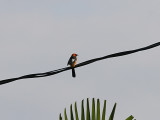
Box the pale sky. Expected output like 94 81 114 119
0 0 160 120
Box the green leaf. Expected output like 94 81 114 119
81 100 85 120
86 98 90 120
60 98 134 120
109 103 117 120
126 115 134 120
64 108 68 120
97 99 100 120
59 114 62 120
70 104 74 120
92 98 95 120
75 102 79 120
102 100 106 120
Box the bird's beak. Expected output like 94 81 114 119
76 54 78 56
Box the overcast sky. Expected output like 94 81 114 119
0 0 160 120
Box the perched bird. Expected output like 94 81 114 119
67 53 78 77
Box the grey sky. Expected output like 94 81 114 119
0 0 160 120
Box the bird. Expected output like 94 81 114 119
67 53 78 77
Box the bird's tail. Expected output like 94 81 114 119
72 68 76 77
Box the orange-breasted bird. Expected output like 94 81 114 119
67 53 78 77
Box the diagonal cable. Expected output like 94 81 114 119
0 42 160 85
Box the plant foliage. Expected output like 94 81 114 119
59 98 135 120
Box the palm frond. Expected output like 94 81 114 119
59 98 135 120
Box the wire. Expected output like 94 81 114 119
0 42 160 85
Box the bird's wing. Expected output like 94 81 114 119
67 56 73 65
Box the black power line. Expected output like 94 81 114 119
0 42 160 85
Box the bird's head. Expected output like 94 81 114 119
72 53 78 57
